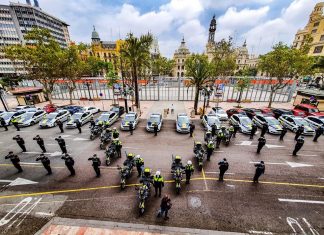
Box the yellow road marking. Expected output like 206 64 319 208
201 168 208 190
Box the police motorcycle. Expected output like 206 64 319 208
171 155 185 194
105 139 120 165
90 122 104 140
100 128 112 149
193 142 205 171
221 127 231 146
117 152 135 190
136 168 153 216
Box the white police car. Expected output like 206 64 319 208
120 112 139 131
279 115 315 135
66 111 93 128
39 110 71 128
176 113 190 133
17 110 46 127
146 113 163 132
253 114 283 134
96 111 119 126
230 114 253 134
202 113 220 131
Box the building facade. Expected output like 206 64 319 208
205 15 216 62
172 37 191 77
293 2 324 56
0 0 70 77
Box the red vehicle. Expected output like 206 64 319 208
43 104 57 113
292 104 324 117
260 108 275 117
226 108 247 118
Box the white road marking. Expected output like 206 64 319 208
35 212 54 217
214 151 224 153
286 217 306 235
296 154 318 157
47 144 69 146
99 166 118 169
248 230 273 234
22 152 43 154
73 137 88 141
19 162 41 165
279 198 324 205
226 184 235 188
205 172 235 175
0 178 38 186
319 178 324 180
249 161 314 168
49 151 63 157
235 141 253 146
123 147 142 150
250 161 286 165
265 144 285 148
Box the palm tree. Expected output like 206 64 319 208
120 33 153 109
185 54 212 114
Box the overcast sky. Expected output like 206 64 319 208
0 0 320 57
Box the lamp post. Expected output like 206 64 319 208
120 57 128 113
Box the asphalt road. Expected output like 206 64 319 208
0 114 323 235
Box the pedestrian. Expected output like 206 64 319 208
13 135 26 152
61 153 75 176
11 118 20 131
253 161 265 183
293 136 305 156
158 195 172 220
171 104 174 114
55 136 67 154
189 122 195 137
260 123 268 137
184 160 194 184
250 123 257 140
211 123 217 137
56 120 64 133
153 171 164 197
36 153 52 175
257 136 266 154
88 154 101 177
218 158 229 181
279 126 287 141
0 117 8 131
295 125 304 141
313 125 324 142
233 124 239 138
33 135 46 153
135 155 144 177
5 151 23 173
153 122 158 136
129 122 133 135
206 140 215 161
76 120 82 133
216 131 223 148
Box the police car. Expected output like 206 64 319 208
66 111 93 128
202 113 220 131
278 115 315 135
82 106 100 114
253 114 283 134
229 114 253 134
96 111 119 126
39 110 71 128
0 110 26 126
211 107 228 121
120 112 139 131
146 113 163 132
17 110 46 127
176 113 190 133
304 116 324 130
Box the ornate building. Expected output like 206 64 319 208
235 40 249 71
293 2 324 56
172 37 191 77
205 15 216 61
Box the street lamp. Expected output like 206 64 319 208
120 57 129 113
85 80 92 100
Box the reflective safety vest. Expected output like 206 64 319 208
136 157 144 165
207 143 214 149
229 127 234 132
153 175 164 183
185 164 194 171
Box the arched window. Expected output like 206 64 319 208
181 72 184 77
177 72 180 77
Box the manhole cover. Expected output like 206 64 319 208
189 196 201 208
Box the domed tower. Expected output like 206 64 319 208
91 26 100 44
208 15 216 45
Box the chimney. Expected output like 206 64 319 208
34 0 39 8
26 0 31 5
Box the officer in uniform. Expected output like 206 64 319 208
56 119 64 133
313 125 324 142
253 161 265 183
257 136 266 154
153 171 164 197
11 118 20 131
76 120 82 133
206 140 215 161
153 122 158 136
295 125 304 141
123 153 135 167
233 124 239 138
129 122 134 135
0 117 8 131
218 158 229 181
260 123 268 137
211 123 217 137
114 138 122 158
216 131 223 148
13 135 26 152
5 151 22 172
55 136 67 154
185 160 194 184
33 135 46 153
250 123 258 140
135 155 144 177
140 168 153 187
279 126 287 141
61 153 75 176
293 136 305 156
228 125 234 139
112 127 119 139
88 154 101 177
90 118 96 129
171 155 184 171
189 122 195 137
36 153 52 175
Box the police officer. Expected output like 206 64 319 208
257 136 266 154
279 126 287 141
313 125 324 142
88 154 101 177
13 135 26 152
129 122 134 135
112 127 119 139
233 123 239 138
11 118 20 131
218 158 229 181
250 123 258 140
228 125 234 139
0 117 8 131
153 122 158 136
253 161 265 183
76 120 82 133
140 167 153 186
216 130 223 148
153 171 164 197
55 136 67 154
33 135 46 153
260 123 268 137
135 155 144 177
5 151 22 172
293 136 304 156
36 153 52 175
295 125 304 141
90 118 96 129
56 120 64 133
114 138 122 158
61 153 75 176
189 122 195 137
185 160 194 184
171 155 184 171
206 140 215 161
211 123 217 137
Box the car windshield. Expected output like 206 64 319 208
214 109 226 114
318 116 324 120
149 116 160 123
124 115 135 122
241 117 252 126
72 113 83 120
98 114 110 121
265 117 280 125
2 112 15 120
178 116 189 123
207 116 219 125
309 108 319 113
47 113 58 120
294 118 308 126
254 110 262 114
21 112 34 120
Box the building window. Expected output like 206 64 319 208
181 72 184 77
320 35 324 41
177 72 180 77
314 22 320 27
313 46 323 54
178 66 180 70
182 59 184 62
181 65 184 70
238 60 240 64
311 29 317 34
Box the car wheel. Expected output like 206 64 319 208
293 128 297 133
31 121 35 126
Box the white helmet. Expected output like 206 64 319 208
113 127 117 130
187 160 192 165
156 171 161 176
135 155 140 159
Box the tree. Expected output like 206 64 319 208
120 33 153 109
235 67 258 76
185 54 212 114
152 55 175 77
84 56 110 76
259 42 314 108
105 62 119 104
235 76 251 107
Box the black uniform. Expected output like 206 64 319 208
116 141 122 158
56 120 64 133
279 126 287 141
189 123 195 137
216 132 223 149
76 120 82 133
33 136 46 152
88 155 101 177
250 123 257 140
257 137 266 153
12 120 20 131
313 126 324 142
61 154 75 176
112 130 119 139
90 120 95 128
293 137 304 156
233 124 239 138
260 123 268 137
295 125 304 141
13 135 26 152
211 124 217 137
153 123 158 136
253 162 265 183
5 152 22 172
55 137 67 154
129 122 133 135
218 159 229 181
0 117 8 131
36 154 52 174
